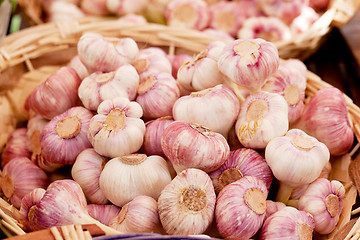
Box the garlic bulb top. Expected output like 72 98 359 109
25 66 81 120
235 91 289 149
77 32 139 73
88 97 145 158
78 64 140 111
173 84 240 137
295 87 354 156
40 106 93 165
298 178 345 234
158 168 216 235
265 128 330 187
217 38 279 92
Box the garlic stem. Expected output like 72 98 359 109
276 182 294 204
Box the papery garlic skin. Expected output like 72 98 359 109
109 195 163 233
87 204 121 225
133 47 172 82
1 157 48 209
78 64 140 111
48 1 85 22
298 178 345 234
161 121 230 173
173 84 240 137
136 73 180 120
215 176 268 240
295 87 354 156
68 55 90 80
71 148 108 204
80 0 110 15
235 91 289 149
88 98 145 158
237 16 292 43
265 129 330 187
99 154 172 207
261 63 307 124
40 106 93 165
106 0 148 15
165 0 210 30
142 116 174 157
260 206 315 240
25 66 81 120
217 39 279 92
77 33 139 73
208 148 273 194
158 168 216 235
1 128 31 168
19 188 46 231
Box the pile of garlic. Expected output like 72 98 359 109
43 0 328 44
0 33 355 239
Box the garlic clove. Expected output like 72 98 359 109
264 200 286 221
158 168 216 235
71 148 109 204
165 0 210 30
68 55 90 80
215 176 268 240
173 84 240 137
217 38 279 92
109 195 163 234
25 66 82 120
167 53 193 80
87 204 121 226
208 148 273 194
294 87 354 156
99 154 172 207
1 128 32 168
40 106 93 165
136 73 180 120
1 157 48 209
298 178 345 235
161 121 230 173
235 91 289 149
260 206 315 240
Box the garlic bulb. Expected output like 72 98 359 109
167 53 193 79
48 1 85 22
310 0 330 11
132 47 172 82
109 195 163 233
260 206 315 240
261 63 307 124
158 168 216 235
78 64 139 111
217 38 279 92
135 72 180 120
165 0 210 30
1 128 31 168
282 58 308 79
265 200 286 220
177 47 226 92
265 128 330 203
68 55 90 80
77 32 139 73
258 0 308 24
202 28 235 41
19 188 46 231
235 91 289 149
18 179 119 234
291 6 319 35
173 84 240 137
298 178 345 234
208 1 245 37
294 87 354 156
208 148 273 194
71 148 109 204
117 13 148 25
1 157 48 209
88 98 145 158
25 66 81 120
106 0 148 15
215 176 268 240
87 204 121 225
40 106 93 165
237 16 292 43
99 154 172 207
80 0 110 15
142 116 174 157
161 121 230 173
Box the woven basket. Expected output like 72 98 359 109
1 18 360 239
17 0 360 60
